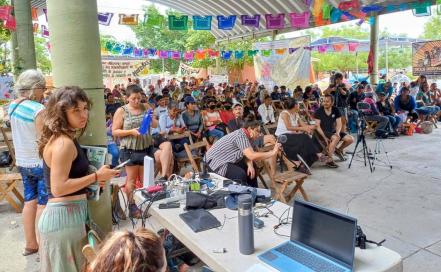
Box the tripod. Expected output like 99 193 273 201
372 138 392 171
348 115 373 172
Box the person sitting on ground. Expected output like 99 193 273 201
113 85 173 218
394 86 419 122
324 72 349 132
361 90 390 135
219 100 235 125
88 228 166 272
159 101 188 153
257 95 276 125
314 95 354 165
39 86 119 271
182 96 203 141
376 92 401 136
206 115 280 187
202 99 225 141
275 98 332 174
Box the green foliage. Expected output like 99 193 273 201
35 37 51 74
320 25 369 39
422 13 441 40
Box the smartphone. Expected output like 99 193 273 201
113 159 131 170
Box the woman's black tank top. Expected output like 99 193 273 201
44 139 90 199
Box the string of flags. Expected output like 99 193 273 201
101 40 362 61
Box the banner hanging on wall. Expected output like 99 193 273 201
101 57 149 78
254 36 311 90
412 40 441 76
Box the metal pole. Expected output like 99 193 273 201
385 38 389 79
369 14 379 85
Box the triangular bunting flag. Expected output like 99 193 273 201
289 12 310 28
261 49 272 57
289 48 298 54
184 51 194 61
332 44 345 52
123 46 134 55
275 48 287 55
159 50 169 59
171 51 181 60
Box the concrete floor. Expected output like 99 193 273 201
0 128 440 272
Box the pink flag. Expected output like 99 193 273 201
348 42 360 52
0 6 12 21
4 15 16 31
289 12 310 28
317 45 329 53
184 51 194 61
265 14 285 30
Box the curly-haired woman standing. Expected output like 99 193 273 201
38 86 119 272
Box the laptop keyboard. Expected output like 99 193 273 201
275 243 346 272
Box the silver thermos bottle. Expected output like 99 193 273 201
238 194 254 255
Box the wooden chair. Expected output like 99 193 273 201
263 123 278 136
167 131 194 175
365 120 378 135
261 151 309 204
183 138 209 173
0 172 24 212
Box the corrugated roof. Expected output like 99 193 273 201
31 0 434 42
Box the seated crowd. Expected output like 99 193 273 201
9 69 440 272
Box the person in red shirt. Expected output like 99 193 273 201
219 100 235 124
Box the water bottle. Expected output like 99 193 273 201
238 194 254 255
139 109 153 135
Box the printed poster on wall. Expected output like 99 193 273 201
253 36 311 91
101 57 149 78
412 40 441 76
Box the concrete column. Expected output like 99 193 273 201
369 15 379 85
13 0 37 74
47 0 112 235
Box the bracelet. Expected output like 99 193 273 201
94 172 98 182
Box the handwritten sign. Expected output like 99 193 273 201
102 59 149 78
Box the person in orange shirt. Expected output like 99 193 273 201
219 100 235 124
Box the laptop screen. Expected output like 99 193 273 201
291 200 357 269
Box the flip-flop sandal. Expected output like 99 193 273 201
326 161 339 168
23 248 38 256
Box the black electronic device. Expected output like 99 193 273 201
159 202 180 209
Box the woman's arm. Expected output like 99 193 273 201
112 108 139 138
49 137 95 197
281 112 307 133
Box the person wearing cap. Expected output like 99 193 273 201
182 96 204 141
377 92 401 136
228 103 245 132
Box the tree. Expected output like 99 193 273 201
422 13 441 40
35 37 51 74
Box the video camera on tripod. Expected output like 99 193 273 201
356 102 389 139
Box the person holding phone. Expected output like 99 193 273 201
38 86 119 272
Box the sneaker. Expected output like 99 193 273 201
326 161 339 168
129 203 142 219
335 149 347 161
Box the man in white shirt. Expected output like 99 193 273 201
258 95 276 124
